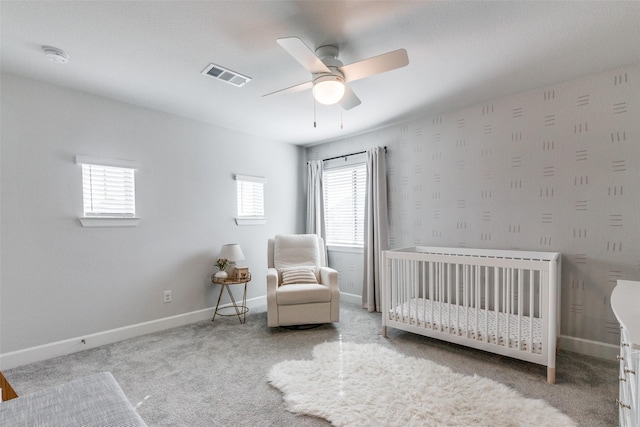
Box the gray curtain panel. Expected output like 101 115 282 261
363 146 389 312
305 160 324 237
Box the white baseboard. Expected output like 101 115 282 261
0 296 267 371
340 292 362 306
6 297 613 371
559 335 619 361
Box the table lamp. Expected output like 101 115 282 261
220 243 244 264
219 243 245 277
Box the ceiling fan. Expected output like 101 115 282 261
264 37 409 110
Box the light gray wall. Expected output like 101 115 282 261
0 73 305 353
307 65 640 347
326 248 363 298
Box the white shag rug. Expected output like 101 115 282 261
268 342 575 427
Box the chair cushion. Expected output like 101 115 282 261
273 234 320 270
276 284 331 305
281 267 318 285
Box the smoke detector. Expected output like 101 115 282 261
42 46 69 63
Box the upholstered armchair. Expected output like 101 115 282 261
267 234 340 327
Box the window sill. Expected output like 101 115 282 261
235 218 266 226
79 217 141 228
327 245 363 254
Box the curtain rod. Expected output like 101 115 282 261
321 146 387 162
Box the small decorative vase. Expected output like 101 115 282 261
214 270 228 279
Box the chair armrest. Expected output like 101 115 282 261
319 266 339 291
267 268 279 293
320 266 340 323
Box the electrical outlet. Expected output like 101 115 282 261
164 290 172 303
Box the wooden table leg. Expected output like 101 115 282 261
1 371 19 401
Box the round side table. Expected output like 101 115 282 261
211 274 251 324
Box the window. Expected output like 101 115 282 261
235 174 266 225
323 162 366 247
81 164 135 217
76 155 140 227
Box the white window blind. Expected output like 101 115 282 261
235 175 265 224
323 163 366 247
76 156 138 219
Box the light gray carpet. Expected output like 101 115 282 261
4 302 617 426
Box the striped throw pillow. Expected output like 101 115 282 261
280 267 318 286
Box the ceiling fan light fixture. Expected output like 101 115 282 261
313 75 345 105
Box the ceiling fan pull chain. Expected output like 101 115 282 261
340 109 344 130
313 97 317 128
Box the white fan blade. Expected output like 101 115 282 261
262 81 313 97
277 37 331 74
339 49 409 83
340 85 361 110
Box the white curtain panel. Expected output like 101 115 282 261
363 146 389 312
306 160 325 239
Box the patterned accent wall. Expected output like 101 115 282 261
307 65 639 346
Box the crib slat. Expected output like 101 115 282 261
391 258 395 320
448 263 453 334
475 264 480 341
405 259 409 323
455 263 460 335
398 259 403 321
390 258 395 320
396 258 399 321
484 266 489 343
510 268 515 347
438 261 444 332
466 263 470 337
413 259 418 324
518 268 523 350
389 258 393 320
417 260 420 325
494 266 499 346
404 259 409 323
429 261 434 328
439 262 443 333
529 269 535 353
496 267 509 345
420 260 425 327
392 259 397 321
408 258 412 323
505 268 509 348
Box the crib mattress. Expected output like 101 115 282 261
388 298 543 354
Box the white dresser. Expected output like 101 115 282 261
611 280 640 427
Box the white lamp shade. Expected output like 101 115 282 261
219 243 245 262
313 75 345 105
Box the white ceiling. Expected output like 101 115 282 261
2 1 640 146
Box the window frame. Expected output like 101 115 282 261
75 155 140 228
235 174 266 226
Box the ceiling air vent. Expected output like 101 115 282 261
201 63 251 87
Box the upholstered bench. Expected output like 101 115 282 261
0 372 147 426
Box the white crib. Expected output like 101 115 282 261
381 246 561 384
